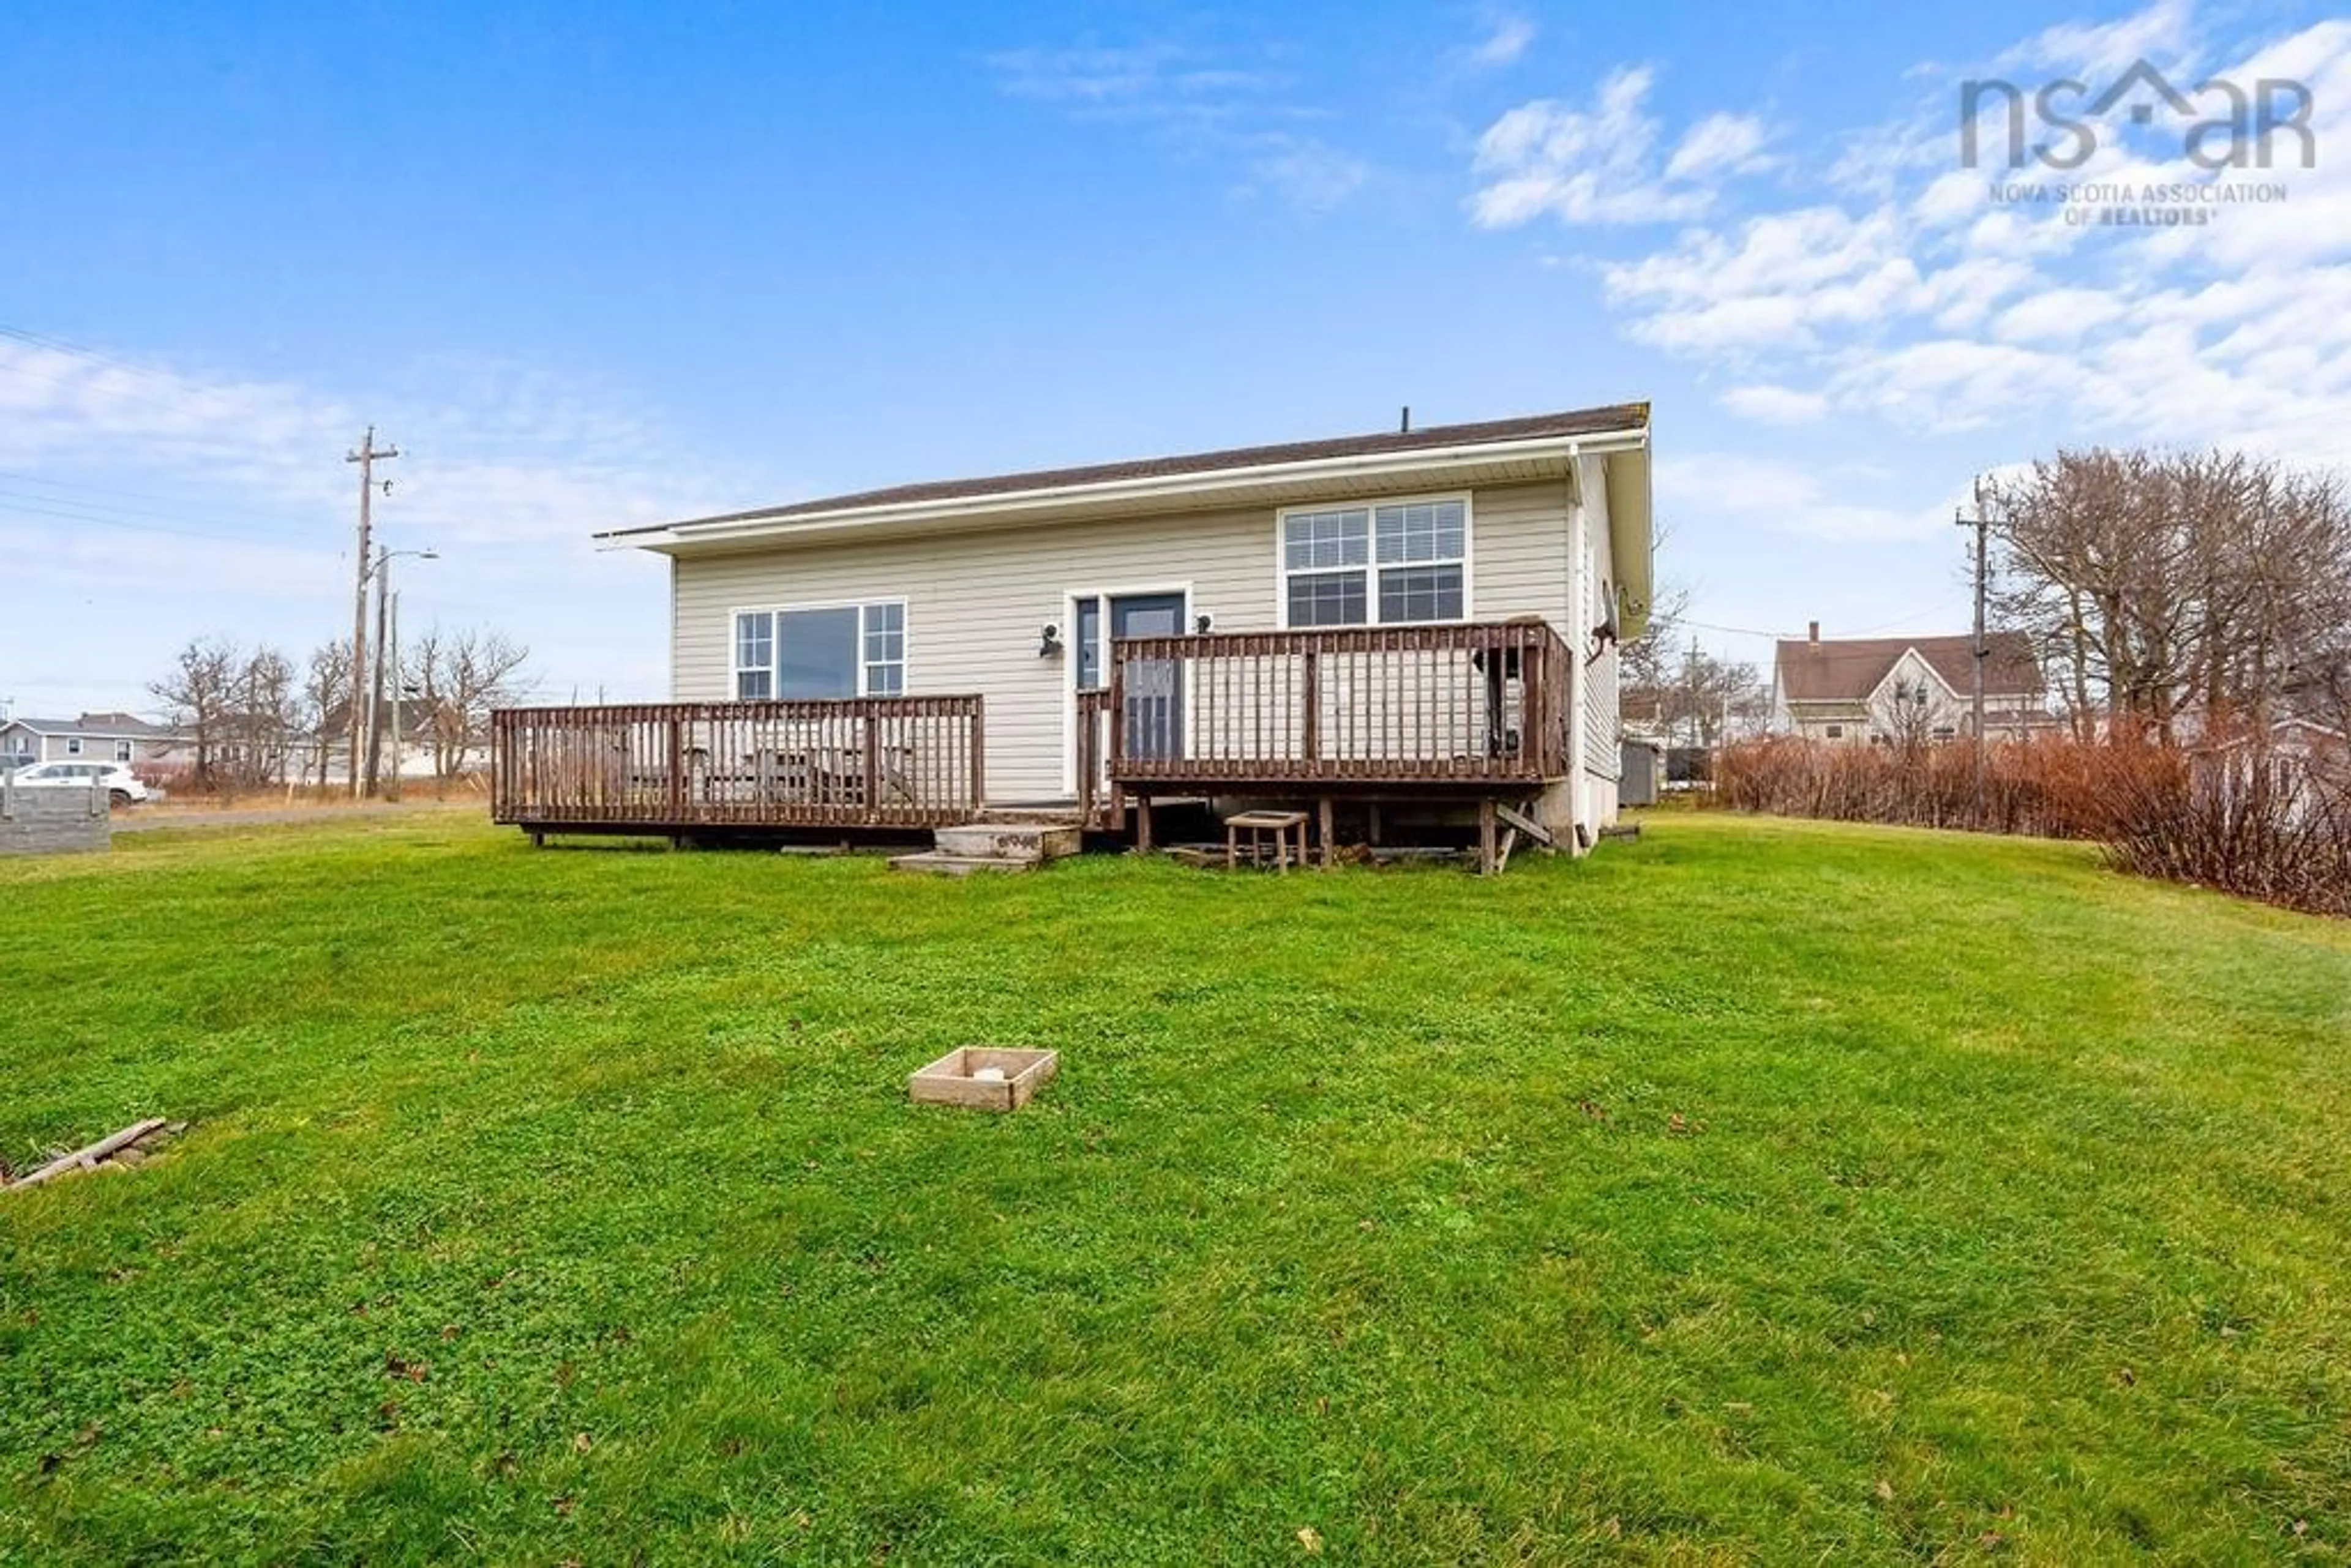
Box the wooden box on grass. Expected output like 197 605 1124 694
908 1047 1059 1112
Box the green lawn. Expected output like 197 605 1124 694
3 814 2348 1565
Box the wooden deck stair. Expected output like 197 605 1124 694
888 820 1082 877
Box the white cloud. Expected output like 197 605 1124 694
1720 384 1831 426
985 34 1376 214
1461 12 1536 70
1828 340 2081 433
0 337 746 707
0 342 723 554
1240 136 1373 213
1665 112 1773 181
983 45 1259 107
1513 2 2351 463
2002 0 2194 75
1989 287 2128 343
1602 207 1927 351
1655 451 1948 541
1468 67 1771 227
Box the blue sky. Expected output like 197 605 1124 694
3 0 2345 714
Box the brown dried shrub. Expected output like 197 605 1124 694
1715 734 2349 918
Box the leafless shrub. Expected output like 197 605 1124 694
1717 733 2349 918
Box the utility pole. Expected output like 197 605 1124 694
365 546 392 796
368 548 437 797
1957 481 1991 820
345 427 399 796
388 588 403 802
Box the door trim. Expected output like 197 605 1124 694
1060 580 1192 797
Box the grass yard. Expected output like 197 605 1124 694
2 814 2349 1565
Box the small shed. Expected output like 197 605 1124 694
1619 738 1664 807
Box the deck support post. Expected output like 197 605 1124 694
530 831 545 849
1135 793 1154 855
1318 795 1334 869
1477 797 1498 876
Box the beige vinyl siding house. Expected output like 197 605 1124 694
667 478 1600 805
517 405 1654 858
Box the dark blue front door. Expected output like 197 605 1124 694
1111 593 1184 760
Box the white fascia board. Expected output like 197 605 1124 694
1601 446 1655 641
595 427 1649 553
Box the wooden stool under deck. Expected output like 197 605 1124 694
1226 809 1310 872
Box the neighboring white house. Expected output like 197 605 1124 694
580 403 1657 850
1772 626 2049 744
2199 716 2351 825
1 712 188 770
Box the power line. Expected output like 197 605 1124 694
1847 601 1971 636
0 467 262 511
0 495 315 550
0 324 197 388
1674 601 1974 643
1678 617 1799 639
0 484 309 542
0 353 226 422
0 323 307 427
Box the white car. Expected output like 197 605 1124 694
2 759 152 807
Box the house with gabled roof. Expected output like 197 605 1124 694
492 402 1657 868
1772 624 2048 745
1 711 188 771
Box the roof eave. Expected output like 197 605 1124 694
1602 445 1654 641
596 426 1651 553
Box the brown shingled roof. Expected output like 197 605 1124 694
623 402 1650 535
1775 632 2044 703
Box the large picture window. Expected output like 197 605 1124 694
733 601 906 699
1281 497 1466 627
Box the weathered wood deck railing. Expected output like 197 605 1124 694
1107 621 1571 787
492 697 986 831
1075 686 1115 828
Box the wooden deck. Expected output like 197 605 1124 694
1073 620 1577 868
493 620 1574 861
491 697 985 833
1097 620 1571 791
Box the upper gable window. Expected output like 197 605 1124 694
1280 497 1467 628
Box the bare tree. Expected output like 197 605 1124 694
301 642 353 788
405 626 531 781
1659 644 1764 750
1618 580 1690 710
227 646 301 787
1870 672 1946 751
148 637 242 789
1983 448 2351 741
